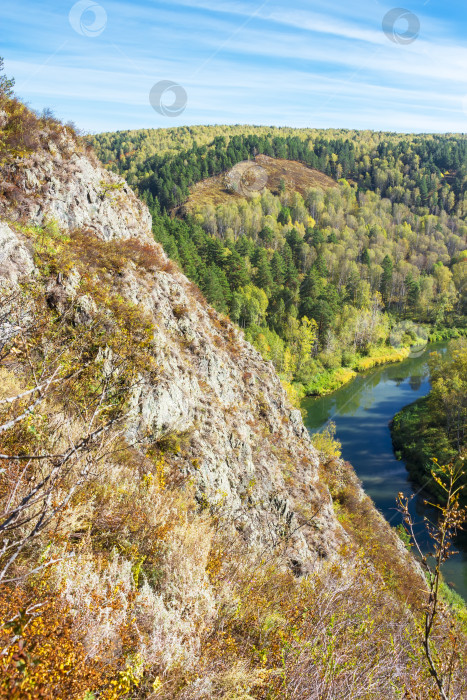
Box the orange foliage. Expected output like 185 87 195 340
0 587 105 699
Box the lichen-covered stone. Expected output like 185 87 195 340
0 222 35 285
0 131 151 242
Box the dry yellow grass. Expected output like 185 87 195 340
181 154 337 212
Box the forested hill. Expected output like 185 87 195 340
92 126 467 398
93 126 467 214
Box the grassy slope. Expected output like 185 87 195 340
182 154 337 211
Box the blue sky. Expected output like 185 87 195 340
1 0 467 133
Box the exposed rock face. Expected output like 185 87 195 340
121 262 340 566
0 221 35 284
0 130 342 571
0 133 151 241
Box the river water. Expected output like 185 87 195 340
302 342 467 601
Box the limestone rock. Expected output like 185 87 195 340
0 221 35 285
0 130 152 242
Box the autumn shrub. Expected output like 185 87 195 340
172 303 189 319
0 232 189 696
150 513 466 700
48 459 217 678
305 367 356 396
0 63 77 214
0 94 69 167
311 421 342 457
354 345 409 372
0 587 108 699
280 379 305 408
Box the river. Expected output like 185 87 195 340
302 342 467 601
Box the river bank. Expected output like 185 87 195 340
301 341 467 601
302 345 409 397
296 326 467 399
390 337 466 507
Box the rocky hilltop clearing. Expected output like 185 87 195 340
181 154 337 212
0 98 466 699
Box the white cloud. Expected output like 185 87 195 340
3 0 467 132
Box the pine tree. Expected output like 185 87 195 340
278 207 292 225
381 255 394 307
259 226 274 246
225 249 249 290
254 257 274 291
313 253 328 278
202 266 228 312
270 251 285 286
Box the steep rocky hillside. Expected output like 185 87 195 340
1 108 466 699
0 130 340 568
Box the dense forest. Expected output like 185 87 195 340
92 128 467 396
93 127 467 215
391 338 467 505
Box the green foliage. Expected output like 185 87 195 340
311 421 342 457
439 581 467 632
391 338 467 504
92 126 467 219
0 57 14 98
305 367 356 396
147 183 465 395
395 524 413 550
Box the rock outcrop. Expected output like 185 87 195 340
0 133 151 241
0 221 34 284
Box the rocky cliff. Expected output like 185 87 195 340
0 126 341 571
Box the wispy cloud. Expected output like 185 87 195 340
2 0 467 133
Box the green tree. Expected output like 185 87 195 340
380 255 393 307
0 57 15 97
259 226 274 246
225 249 249 290
291 316 318 375
278 206 292 225
254 256 274 292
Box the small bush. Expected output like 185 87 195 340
311 421 342 457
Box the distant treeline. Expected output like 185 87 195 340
93 128 467 215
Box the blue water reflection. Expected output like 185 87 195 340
302 343 467 599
